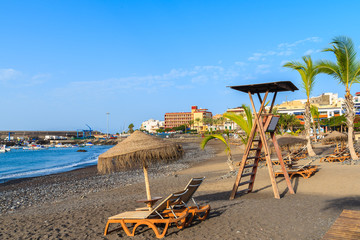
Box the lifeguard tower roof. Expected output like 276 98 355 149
229 81 298 94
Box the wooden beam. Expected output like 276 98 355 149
257 92 262 104
269 91 277 113
270 132 295 194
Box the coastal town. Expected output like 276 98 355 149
140 92 360 135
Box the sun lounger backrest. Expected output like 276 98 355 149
181 177 205 204
149 190 190 217
148 193 176 216
296 159 315 171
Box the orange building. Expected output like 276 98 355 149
164 111 192 129
164 106 212 130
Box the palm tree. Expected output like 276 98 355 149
318 36 360 161
202 118 213 132
283 56 319 156
201 132 235 172
188 120 194 131
128 123 135 133
195 118 201 133
223 104 253 145
282 114 301 133
310 105 321 141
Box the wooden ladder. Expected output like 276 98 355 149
230 91 295 200
234 138 263 196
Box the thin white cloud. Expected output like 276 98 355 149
32 73 51 80
304 49 314 55
0 68 21 82
278 37 321 49
248 50 293 61
50 64 242 99
256 64 271 74
248 37 321 62
235 61 246 66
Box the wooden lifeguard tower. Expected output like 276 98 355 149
229 81 298 200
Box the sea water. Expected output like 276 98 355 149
0 145 112 183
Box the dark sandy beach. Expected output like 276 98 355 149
1 140 360 239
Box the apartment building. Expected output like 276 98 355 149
276 93 343 124
164 106 212 132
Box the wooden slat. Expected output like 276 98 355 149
238 180 253 186
250 148 260 151
323 209 360 240
241 172 254 177
244 164 255 168
247 156 258 160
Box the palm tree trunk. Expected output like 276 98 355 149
345 93 358 162
317 119 321 135
227 152 235 172
305 103 316 156
312 121 317 142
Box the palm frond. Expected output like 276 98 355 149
283 55 318 99
223 112 250 135
200 134 229 152
317 60 342 82
310 105 319 118
320 36 360 90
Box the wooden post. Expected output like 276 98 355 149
270 132 295 194
143 165 152 208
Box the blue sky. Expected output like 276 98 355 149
0 1 359 133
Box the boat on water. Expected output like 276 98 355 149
55 143 75 148
85 142 93 146
0 145 10 153
23 143 48 150
10 146 22 150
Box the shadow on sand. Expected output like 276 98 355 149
322 196 360 211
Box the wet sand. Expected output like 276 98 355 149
1 140 360 239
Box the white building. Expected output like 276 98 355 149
140 119 165 133
276 93 344 122
208 107 246 132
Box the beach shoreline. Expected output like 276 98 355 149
0 140 214 214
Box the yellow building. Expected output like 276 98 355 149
192 106 213 133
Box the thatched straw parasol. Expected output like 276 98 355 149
276 133 307 147
322 131 347 143
98 131 183 205
270 134 307 162
321 131 347 153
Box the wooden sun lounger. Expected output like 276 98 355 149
134 177 210 228
275 160 318 179
323 209 360 239
275 165 318 179
104 193 189 238
320 150 351 163
173 177 210 226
